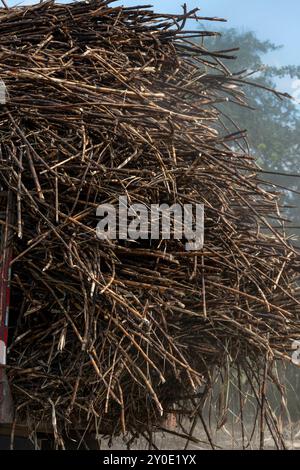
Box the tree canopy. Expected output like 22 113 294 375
205 28 300 228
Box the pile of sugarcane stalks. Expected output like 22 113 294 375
0 0 300 449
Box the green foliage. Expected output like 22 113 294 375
206 28 300 172
205 28 300 227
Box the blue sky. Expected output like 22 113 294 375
114 0 299 66
114 0 300 97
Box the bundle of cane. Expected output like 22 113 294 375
0 0 299 448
